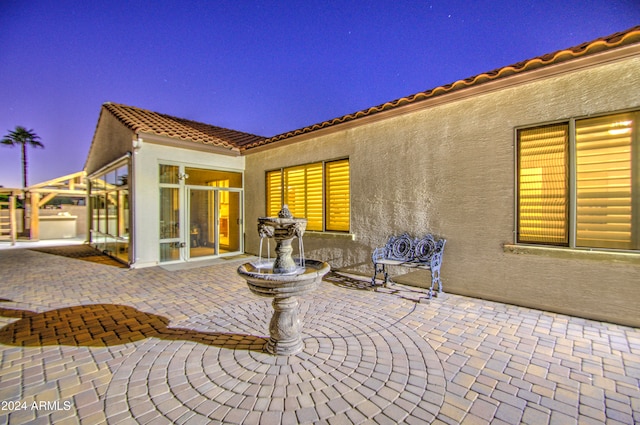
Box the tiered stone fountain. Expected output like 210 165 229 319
237 205 330 355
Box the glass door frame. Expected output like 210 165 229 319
185 185 244 260
159 164 183 263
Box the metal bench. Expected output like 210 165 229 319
371 233 446 299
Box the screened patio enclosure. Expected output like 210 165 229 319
89 157 130 264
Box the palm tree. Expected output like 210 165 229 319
1 126 44 188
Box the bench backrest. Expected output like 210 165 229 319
384 233 445 263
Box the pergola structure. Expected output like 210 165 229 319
0 188 21 245
25 171 87 240
0 171 87 244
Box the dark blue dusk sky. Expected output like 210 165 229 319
1 1 639 188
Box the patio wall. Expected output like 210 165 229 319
39 205 87 238
9 206 86 238
244 54 640 327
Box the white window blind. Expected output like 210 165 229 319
284 164 323 231
576 113 634 249
305 163 323 231
266 171 282 218
284 166 306 218
325 159 350 232
517 124 569 244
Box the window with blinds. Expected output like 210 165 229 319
516 110 638 251
266 159 350 232
576 113 634 249
517 124 569 245
266 171 282 218
284 164 323 231
325 159 350 231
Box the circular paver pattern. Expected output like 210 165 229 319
105 295 445 424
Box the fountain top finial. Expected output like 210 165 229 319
278 205 293 219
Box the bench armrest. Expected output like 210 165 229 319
372 247 387 263
429 239 446 270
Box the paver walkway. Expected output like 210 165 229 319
0 245 638 424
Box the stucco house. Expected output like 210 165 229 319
85 26 640 327
84 103 263 265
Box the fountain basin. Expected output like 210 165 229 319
239 259 329 295
238 259 330 355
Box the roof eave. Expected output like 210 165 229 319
136 131 242 156
242 27 640 152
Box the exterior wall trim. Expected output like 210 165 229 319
503 244 640 264
305 231 356 241
139 132 242 156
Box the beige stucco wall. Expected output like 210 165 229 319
244 55 640 327
85 110 135 176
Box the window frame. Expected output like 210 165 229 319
88 156 131 263
516 122 570 246
515 108 639 252
266 158 351 233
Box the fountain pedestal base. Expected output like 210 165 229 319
266 296 303 355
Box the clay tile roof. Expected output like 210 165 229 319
103 102 265 150
242 25 640 151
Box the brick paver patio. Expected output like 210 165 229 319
0 245 638 424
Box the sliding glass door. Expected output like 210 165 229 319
188 188 216 258
188 188 242 258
